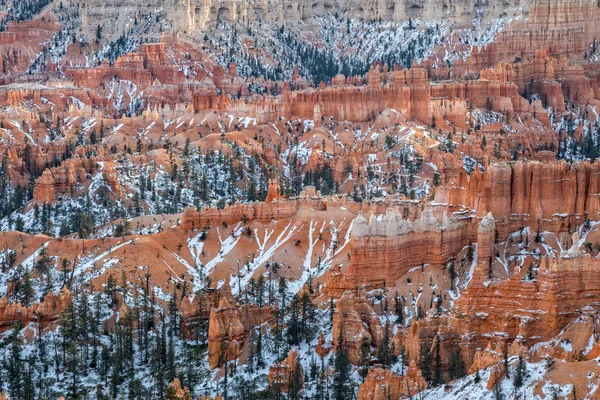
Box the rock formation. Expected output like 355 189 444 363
0 0 598 397
332 290 384 364
326 208 475 297
357 362 428 400
166 379 192 399
207 282 270 369
0 287 71 333
268 349 304 394
435 160 600 237
78 0 532 34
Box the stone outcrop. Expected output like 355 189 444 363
357 362 427 400
180 198 327 231
78 0 530 34
264 179 283 203
486 362 506 390
33 157 123 203
448 249 600 369
0 287 71 332
331 290 384 364
192 67 434 125
315 332 332 358
268 349 304 393
469 342 503 374
207 282 270 369
435 160 600 238
326 208 475 297
166 379 192 399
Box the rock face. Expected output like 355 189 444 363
207 282 270 369
332 290 384 364
264 179 282 203
407 219 600 374
450 253 600 364
357 362 428 400
166 379 192 399
315 332 332 358
192 67 434 125
79 0 530 34
388 208 600 381
435 160 600 237
469 342 503 374
0 18 59 75
0 287 71 332
32 157 124 203
268 349 304 393
326 208 475 297
180 197 327 231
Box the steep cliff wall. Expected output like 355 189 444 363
79 0 530 34
435 160 600 236
325 209 476 297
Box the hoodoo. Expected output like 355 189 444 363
0 0 598 397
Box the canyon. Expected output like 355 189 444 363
0 0 597 398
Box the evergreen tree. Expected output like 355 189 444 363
493 373 504 400
433 339 443 386
66 341 81 399
332 332 352 400
289 358 303 400
419 344 433 385
7 320 24 400
514 354 526 388
300 291 316 342
358 336 370 381
503 348 510 378
450 347 465 380
394 292 404 325
286 294 300 346
377 320 392 367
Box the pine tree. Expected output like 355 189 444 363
7 320 24 400
466 242 474 263
247 329 256 373
503 348 510 378
256 329 264 367
332 331 352 400
286 294 300 346
66 341 81 399
448 262 457 290
18 267 34 307
493 372 504 400
329 297 335 326
394 292 404 325
272 307 284 361
433 171 441 186
450 347 465 380
96 24 102 43
377 320 392 367
514 354 526 388
22 358 35 400
34 246 52 275
433 339 443 386
299 291 315 342
289 358 303 400
419 344 433 385
359 336 371 381
78 292 91 371
256 275 265 308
